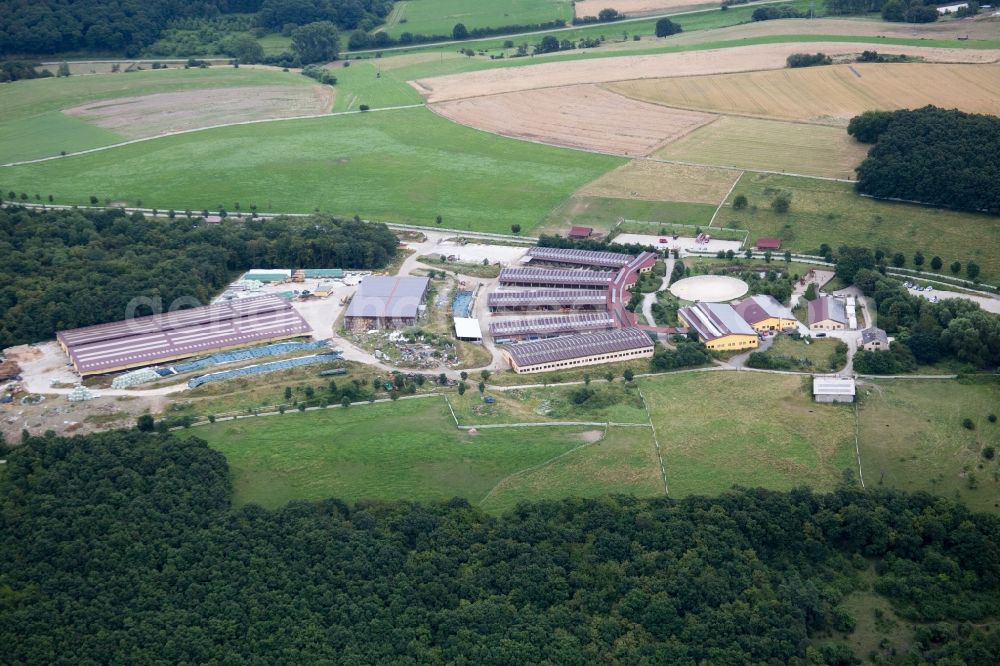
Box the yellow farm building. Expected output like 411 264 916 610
734 295 799 333
678 302 759 351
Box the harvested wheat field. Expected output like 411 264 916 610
611 63 1000 125
656 116 869 179
430 84 714 156
577 159 739 203
574 0 711 18
64 85 334 139
411 43 1000 103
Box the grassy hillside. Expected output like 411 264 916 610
0 67 315 163
720 173 1000 283
0 106 623 232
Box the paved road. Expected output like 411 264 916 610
641 255 675 327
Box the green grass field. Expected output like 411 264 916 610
0 106 623 232
540 195 716 235
759 336 844 372
329 61 424 111
380 0 572 38
191 397 662 511
720 173 1000 283
857 377 1000 514
480 425 664 513
657 116 868 180
0 67 315 163
641 371 857 496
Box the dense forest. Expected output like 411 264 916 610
0 0 391 56
850 266 1000 372
1 431 999 663
849 107 1000 215
0 207 397 347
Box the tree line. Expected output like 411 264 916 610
0 207 397 347
0 0 390 57
849 106 1000 215
1 429 998 663
829 245 1000 371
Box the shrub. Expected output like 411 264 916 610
786 52 832 68
655 18 682 37
962 418 975 431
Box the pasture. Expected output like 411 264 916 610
641 371 857 496
329 61 425 111
0 67 316 163
540 196 715 235
0 106 623 233
719 173 1000 283
655 116 868 180
574 0 714 18
857 378 1000 514
192 397 665 512
380 0 572 38
609 63 1000 125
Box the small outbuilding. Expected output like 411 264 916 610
454 317 483 342
568 226 594 240
859 327 889 351
813 376 856 403
755 238 782 251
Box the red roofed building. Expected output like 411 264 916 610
568 226 593 240
755 238 782 251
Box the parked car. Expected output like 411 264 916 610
815 332 827 337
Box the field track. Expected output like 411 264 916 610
410 42 1000 102
610 63 1000 124
430 84 714 156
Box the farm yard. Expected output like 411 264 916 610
0 106 623 233
430 85 715 156
857 378 1000 514
719 173 1000 283
609 63 1000 125
655 116 869 180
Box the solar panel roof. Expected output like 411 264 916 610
58 295 311 375
526 247 632 268
505 327 653 367
490 313 615 337
500 267 615 287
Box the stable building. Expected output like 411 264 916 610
487 289 607 313
490 313 616 342
499 267 616 290
859 327 890 351
344 276 430 330
502 327 654 374
813 376 856 403
734 295 798 333
57 295 311 377
678 302 759 351
808 296 848 331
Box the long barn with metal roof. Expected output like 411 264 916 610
677 302 758 351
501 327 654 374
57 295 312 376
488 289 607 312
490 313 616 341
526 246 633 269
499 267 616 289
